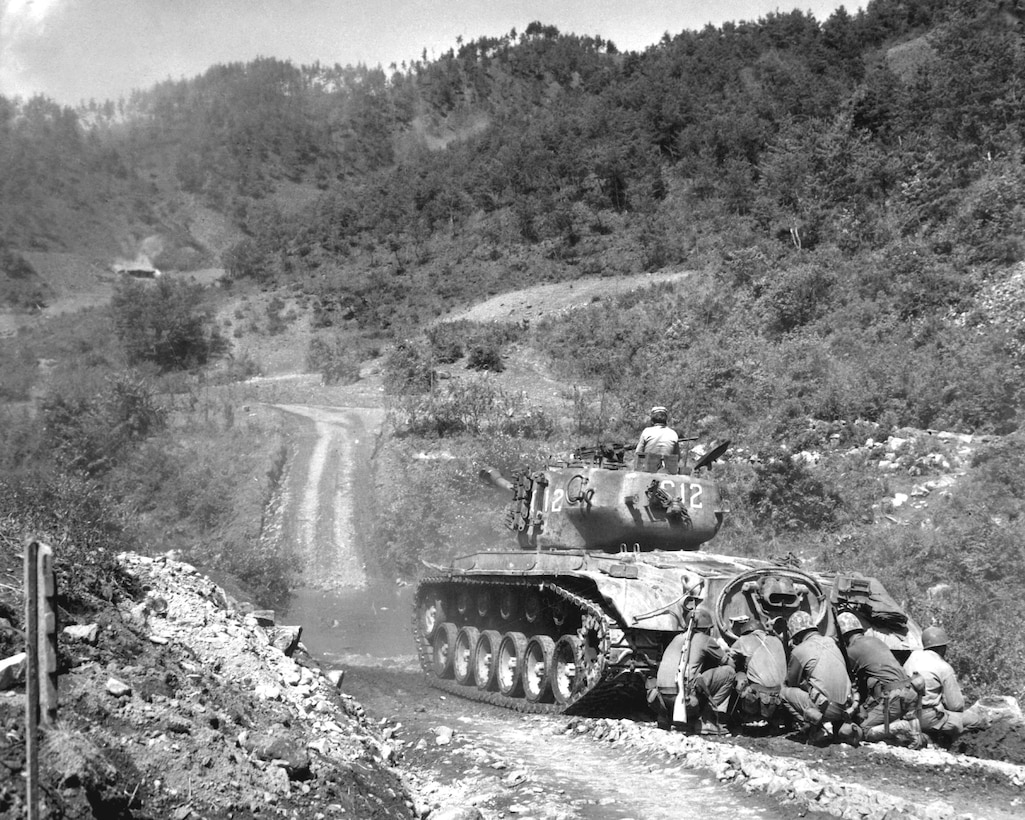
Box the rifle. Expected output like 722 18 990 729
672 613 696 724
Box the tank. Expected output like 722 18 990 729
411 442 921 715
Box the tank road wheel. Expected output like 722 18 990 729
575 613 606 690
474 630 503 691
476 589 491 618
417 589 446 641
498 587 519 621
552 635 586 705
497 632 528 696
432 623 458 679
523 591 542 624
455 588 472 617
453 626 480 685
523 635 556 703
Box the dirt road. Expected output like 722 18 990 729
272 402 385 590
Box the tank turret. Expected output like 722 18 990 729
479 449 728 551
413 440 920 715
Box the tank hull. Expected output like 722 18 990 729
412 550 922 714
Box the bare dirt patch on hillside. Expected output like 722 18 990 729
0 253 116 337
441 269 694 326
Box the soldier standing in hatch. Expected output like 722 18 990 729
903 625 984 742
780 611 859 745
836 611 922 746
726 614 787 730
635 405 680 461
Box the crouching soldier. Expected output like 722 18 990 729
903 626 984 743
781 611 859 745
836 611 922 747
651 608 735 734
726 614 786 731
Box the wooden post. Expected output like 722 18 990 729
25 540 40 820
25 540 57 820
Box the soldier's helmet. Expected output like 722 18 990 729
650 405 668 424
787 610 817 641
921 625 950 650
692 607 714 630
836 611 865 637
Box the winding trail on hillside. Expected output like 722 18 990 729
271 403 385 590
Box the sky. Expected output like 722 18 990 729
0 0 864 107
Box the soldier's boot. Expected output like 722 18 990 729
805 725 832 746
836 722 862 746
867 719 921 747
894 719 924 750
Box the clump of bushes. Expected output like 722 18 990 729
394 374 553 438
0 473 132 615
111 278 222 371
307 336 362 385
43 371 166 477
0 241 49 309
383 340 437 394
467 341 503 372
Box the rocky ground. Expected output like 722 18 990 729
343 656 1025 820
0 552 416 820
4 531 1025 820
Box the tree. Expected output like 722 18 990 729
221 238 268 281
111 278 217 370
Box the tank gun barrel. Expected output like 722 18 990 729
479 467 515 492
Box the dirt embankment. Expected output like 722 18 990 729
0 553 415 820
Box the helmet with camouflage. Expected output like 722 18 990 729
691 607 714 631
787 610 817 642
921 625 950 650
836 611 865 637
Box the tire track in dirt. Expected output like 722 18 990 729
272 403 384 590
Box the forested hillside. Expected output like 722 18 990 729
4 0 1025 435
4 0 1025 698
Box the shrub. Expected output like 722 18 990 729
0 472 131 613
497 403 555 438
223 349 263 382
383 340 436 395
0 340 40 401
221 237 268 281
746 453 846 534
425 322 466 363
306 336 362 385
756 262 836 336
948 166 1025 266
399 377 497 437
467 341 504 372
0 241 48 309
43 371 165 476
395 375 556 439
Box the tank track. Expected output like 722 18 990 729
412 575 645 715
